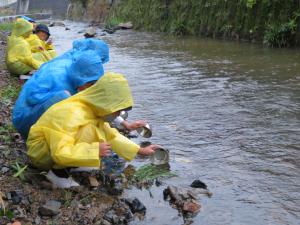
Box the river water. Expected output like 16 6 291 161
50 22 300 225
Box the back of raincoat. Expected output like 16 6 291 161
27 72 139 170
12 39 110 139
6 19 44 75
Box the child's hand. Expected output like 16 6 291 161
138 145 160 156
47 38 53 45
99 142 111 157
124 120 146 131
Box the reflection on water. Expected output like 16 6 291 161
51 22 300 225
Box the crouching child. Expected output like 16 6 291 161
26 72 159 188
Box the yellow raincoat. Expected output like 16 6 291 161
27 72 140 170
26 34 57 61
6 19 44 75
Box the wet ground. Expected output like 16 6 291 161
49 21 300 225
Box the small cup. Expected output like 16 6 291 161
136 123 152 138
150 148 169 165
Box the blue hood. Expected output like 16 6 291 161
69 50 104 88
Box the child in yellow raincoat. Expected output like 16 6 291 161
6 18 44 76
26 72 159 188
26 24 57 62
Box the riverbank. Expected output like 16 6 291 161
0 22 199 225
106 0 300 47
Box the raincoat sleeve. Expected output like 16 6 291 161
103 123 140 161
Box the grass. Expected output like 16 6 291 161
0 76 21 107
105 16 124 28
0 22 13 32
12 162 28 181
133 164 176 183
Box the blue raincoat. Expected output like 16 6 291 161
13 39 109 139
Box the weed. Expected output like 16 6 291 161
133 164 176 183
12 162 27 181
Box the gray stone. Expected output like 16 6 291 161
35 216 41 225
1 166 9 173
38 200 61 216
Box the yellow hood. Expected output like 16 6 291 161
12 18 33 37
72 72 134 117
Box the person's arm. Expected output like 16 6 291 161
103 123 158 160
113 116 146 131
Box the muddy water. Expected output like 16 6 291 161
50 22 300 225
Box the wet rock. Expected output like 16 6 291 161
125 197 146 214
182 200 201 214
155 178 163 187
38 200 61 216
84 27 97 38
163 186 202 218
65 27 71 31
49 21 65 27
190 179 207 189
117 22 133 30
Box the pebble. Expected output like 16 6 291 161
38 200 61 216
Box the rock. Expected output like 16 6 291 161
6 191 23 204
125 198 146 214
103 28 116 34
103 210 119 224
155 178 163 186
88 176 99 187
107 176 123 195
84 27 97 38
163 186 181 202
38 200 61 216
65 27 71 30
1 166 9 173
190 180 207 189
35 216 41 225
117 22 133 30
101 220 111 225
49 21 65 27
182 201 201 214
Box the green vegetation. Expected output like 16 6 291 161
133 164 176 183
0 23 13 32
12 162 28 181
107 0 300 47
0 83 21 104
